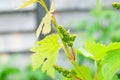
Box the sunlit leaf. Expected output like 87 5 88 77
63 77 74 80
36 13 52 37
107 42 120 51
73 62 93 80
79 66 93 80
17 0 55 37
101 50 120 80
30 34 61 78
77 47 93 58
17 0 48 10
36 0 55 37
50 0 55 13
84 40 107 60
16 0 37 9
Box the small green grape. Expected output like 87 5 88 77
70 34 76 41
58 25 76 47
67 41 73 47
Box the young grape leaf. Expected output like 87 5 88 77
77 47 93 58
36 12 52 37
77 40 107 60
50 0 55 13
17 0 55 37
36 0 55 37
107 42 120 51
73 62 93 80
62 77 74 80
98 70 104 80
79 66 93 80
85 40 107 60
16 0 48 10
30 34 61 78
101 50 120 80
78 41 120 61
16 0 37 9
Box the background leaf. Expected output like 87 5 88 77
77 47 93 58
101 50 120 80
73 62 93 80
107 42 120 51
16 0 37 9
79 66 93 80
84 40 107 60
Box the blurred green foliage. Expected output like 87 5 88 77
0 55 51 80
0 55 20 80
22 64 50 80
76 6 120 44
76 5 120 79
0 66 20 80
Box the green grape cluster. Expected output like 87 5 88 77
53 65 75 78
58 26 76 47
112 2 120 9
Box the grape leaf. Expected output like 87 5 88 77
36 0 55 37
84 40 107 60
63 77 74 80
17 0 55 37
107 42 120 51
30 34 61 78
98 73 119 80
16 0 37 9
36 12 52 37
50 0 55 13
77 47 93 58
101 49 120 80
78 41 120 79
79 66 93 80
16 0 47 9
73 62 93 80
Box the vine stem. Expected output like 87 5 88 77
39 1 83 80
52 15 84 80
52 16 73 60
39 1 75 61
39 0 73 61
94 60 98 80
71 46 76 61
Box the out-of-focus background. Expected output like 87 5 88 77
0 0 120 80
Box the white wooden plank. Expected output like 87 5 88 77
0 0 36 12
0 0 117 12
0 12 36 33
0 53 31 70
55 12 92 29
0 33 36 52
55 0 119 10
